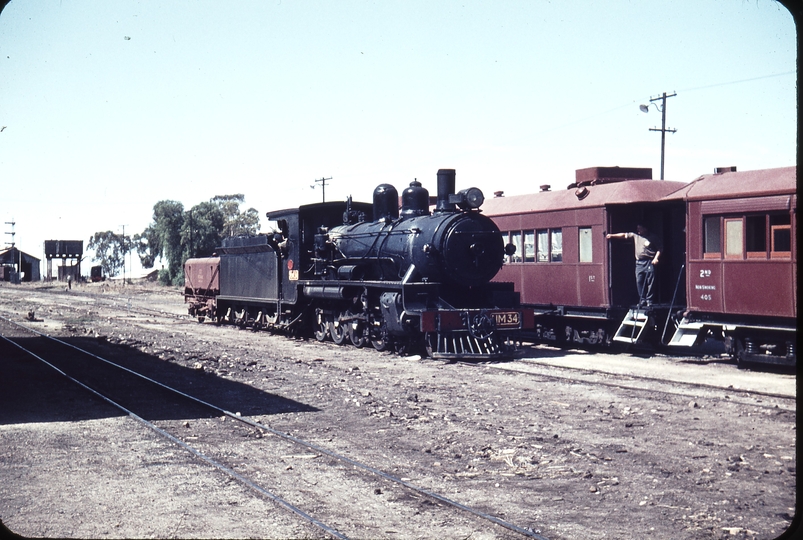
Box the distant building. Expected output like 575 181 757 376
44 240 83 281
0 247 41 283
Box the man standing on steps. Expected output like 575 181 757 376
607 224 661 307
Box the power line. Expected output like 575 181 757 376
528 71 795 140
678 70 795 94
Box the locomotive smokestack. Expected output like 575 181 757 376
435 169 457 213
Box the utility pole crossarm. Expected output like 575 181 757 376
4 220 15 248
312 176 332 203
646 91 677 180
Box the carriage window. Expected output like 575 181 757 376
745 215 767 258
536 229 563 262
523 230 534 262
510 231 522 263
579 227 593 262
550 228 563 262
724 218 743 259
770 214 791 258
536 230 549 262
703 216 721 258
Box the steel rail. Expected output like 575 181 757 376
461 358 795 409
0 329 348 540
0 315 549 540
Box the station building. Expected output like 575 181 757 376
0 247 41 283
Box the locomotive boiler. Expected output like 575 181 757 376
321 170 505 287
185 169 534 359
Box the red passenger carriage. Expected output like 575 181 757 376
483 164 796 367
667 166 796 366
483 166 687 347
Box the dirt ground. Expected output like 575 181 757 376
0 280 797 539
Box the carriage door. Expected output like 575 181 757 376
607 209 639 308
607 203 686 309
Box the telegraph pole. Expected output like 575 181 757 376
4 219 15 248
646 92 677 180
4 219 18 278
312 176 332 203
120 224 128 285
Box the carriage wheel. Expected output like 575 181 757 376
329 317 347 345
734 337 750 370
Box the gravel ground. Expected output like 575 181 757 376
0 280 797 539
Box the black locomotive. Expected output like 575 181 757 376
185 169 534 359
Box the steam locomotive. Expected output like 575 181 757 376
184 169 534 359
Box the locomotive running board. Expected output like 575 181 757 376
612 308 651 344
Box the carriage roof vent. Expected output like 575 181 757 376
540 185 550 192
494 191 504 198
714 166 737 174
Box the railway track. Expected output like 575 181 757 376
462 357 796 413
0 315 549 539
12 285 188 322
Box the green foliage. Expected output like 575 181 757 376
134 200 184 284
158 267 183 286
88 231 131 278
132 225 160 268
183 201 224 260
212 194 261 237
137 194 260 285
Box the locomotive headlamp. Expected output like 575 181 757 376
450 187 485 210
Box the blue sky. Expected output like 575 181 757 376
0 0 796 274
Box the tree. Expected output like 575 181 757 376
183 201 224 261
136 194 261 286
135 200 185 285
88 231 131 278
212 194 260 237
132 225 160 269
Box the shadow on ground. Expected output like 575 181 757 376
0 335 318 425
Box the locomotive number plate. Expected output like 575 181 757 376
493 311 520 328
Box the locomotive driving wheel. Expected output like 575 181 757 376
348 322 366 347
313 310 328 342
329 314 347 345
368 309 390 351
371 335 390 351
